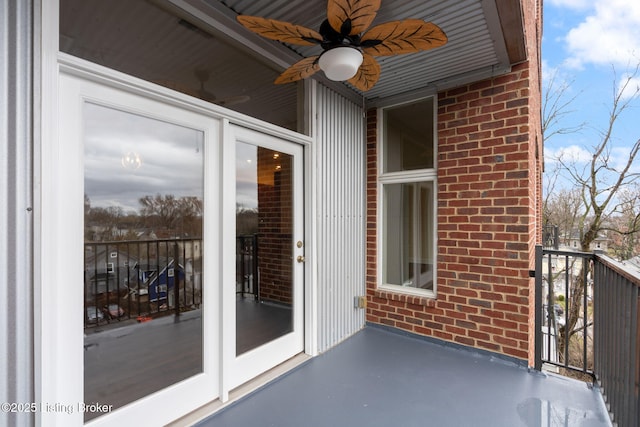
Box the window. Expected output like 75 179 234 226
380 98 437 296
59 0 303 133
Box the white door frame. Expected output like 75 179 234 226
53 70 221 427
221 124 306 394
37 49 317 425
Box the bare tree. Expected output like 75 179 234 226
606 183 640 260
542 69 586 143
544 187 584 246
555 65 640 253
542 69 586 218
139 194 203 236
543 63 640 360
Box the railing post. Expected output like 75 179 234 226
633 287 639 427
174 242 180 320
253 233 259 301
534 244 543 371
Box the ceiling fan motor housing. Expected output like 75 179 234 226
318 47 364 81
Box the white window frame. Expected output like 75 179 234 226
42 67 221 426
377 98 438 298
37 3 319 425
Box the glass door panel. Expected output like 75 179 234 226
235 142 294 355
83 102 204 421
228 126 304 390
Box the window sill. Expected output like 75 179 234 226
374 288 437 307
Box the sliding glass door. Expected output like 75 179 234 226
228 125 305 389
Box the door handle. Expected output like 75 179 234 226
297 255 305 263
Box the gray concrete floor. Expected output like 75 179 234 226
196 326 611 427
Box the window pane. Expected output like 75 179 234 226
383 98 435 172
383 182 434 291
83 103 204 421
60 0 302 133
235 142 294 355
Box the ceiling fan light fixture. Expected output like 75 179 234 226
318 47 363 81
237 0 448 90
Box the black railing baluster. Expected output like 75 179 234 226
115 244 120 322
126 242 131 321
545 251 552 363
234 235 259 299
536 249 640 427
632 287 639 427
239 236 246 297
174 242 180 319
84 238 202 323
147 241 151 316
253 234 259 300
534 245 543 371
182 242 186 308
94 244 100 326
563 254 569 367
582 257 588 374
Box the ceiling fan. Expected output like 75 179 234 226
237 0 448 91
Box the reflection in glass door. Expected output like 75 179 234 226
235 142 295 355
83 103 204 421
228 125 305 390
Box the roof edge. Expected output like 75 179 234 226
494 0 527 64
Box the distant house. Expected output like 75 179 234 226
136 259 185 304
84 245 139 298
561 231 609 252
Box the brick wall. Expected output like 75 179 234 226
524 0 544 367
366 60 542 362
257 148 293 305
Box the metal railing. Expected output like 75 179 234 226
535 245 640 426
85 235 260 328
84 238 202 328
593 255 640 427
542 224 559 250
236 234 259 299
535 246 594 377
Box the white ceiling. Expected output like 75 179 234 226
60 0 524 122
217 0 516 102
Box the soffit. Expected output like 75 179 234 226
59 0 526 109
215 0 525 103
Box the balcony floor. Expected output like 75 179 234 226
196 326 611 427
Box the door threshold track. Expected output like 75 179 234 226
167 353 311 427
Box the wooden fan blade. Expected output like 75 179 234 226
361 19 448 56
237 15 322 46
327 0 381 36
274 56 321 84
347 53 380 91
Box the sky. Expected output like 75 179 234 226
84 102 205 213
85 103 261 214
542 0 640 191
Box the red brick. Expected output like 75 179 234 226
365 40 541 363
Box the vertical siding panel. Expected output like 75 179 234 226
1 1 34 425
315 84 365 352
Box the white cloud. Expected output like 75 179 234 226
541 60 579 95
562 1 640 69
541 59 555 83
545 144 592 164
618 75 640 100
547 0 592 11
